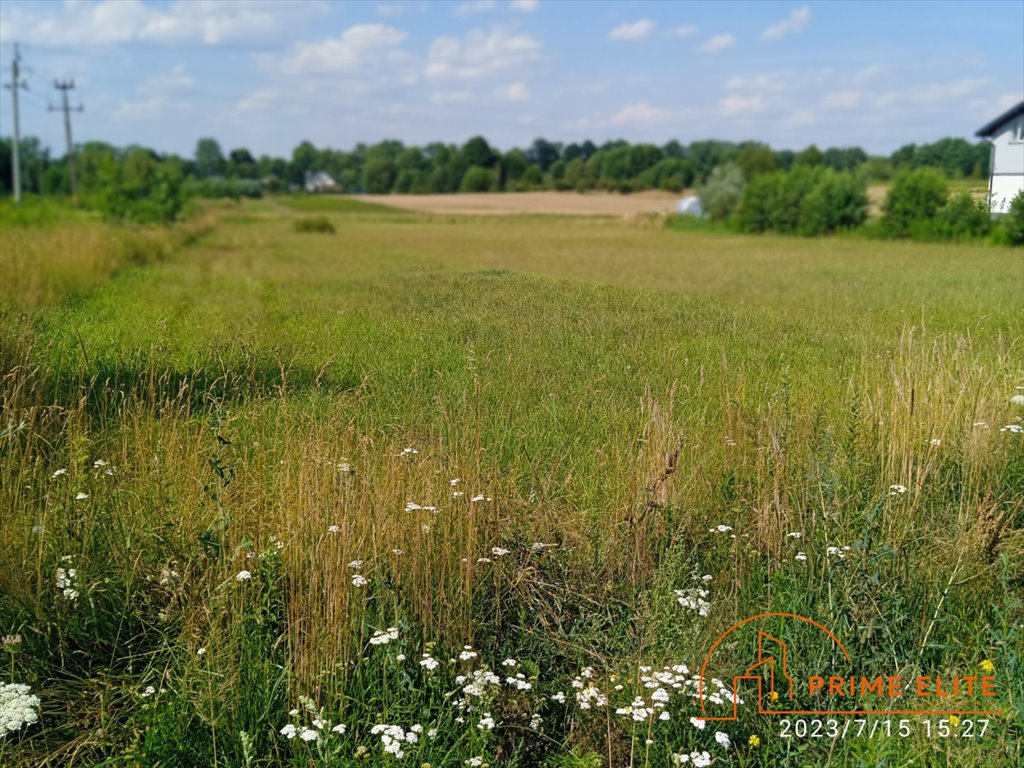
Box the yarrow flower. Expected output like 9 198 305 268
351 574 368 587
1 682 40 736
55 561 79 601
369 627 400 646
235 570 252 582
889 484 908 495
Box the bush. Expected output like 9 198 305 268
918 192 991 241
182 177 262 201
882 168 948 238
699 163 745 221
459 165 497 193
799 170 868 236
292 216 335 234
999 189 1024 245
737 167 867 236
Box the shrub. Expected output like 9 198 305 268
882 168 948 238
736 173 781 233
999 189 1024 245
699 163 745 221
737 168 867 236
799 169 868 236
921 192 990 241
182 177 262 201
459 165 496 193
292 216 335 234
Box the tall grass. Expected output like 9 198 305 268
1 201 1021 766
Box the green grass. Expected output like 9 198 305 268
1 200 1022 767
278 194 403 215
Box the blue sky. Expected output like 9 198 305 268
1 0 1021 158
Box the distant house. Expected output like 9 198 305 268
304 170 339 194
976 101 1024 215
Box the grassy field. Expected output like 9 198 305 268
1 196 1022 767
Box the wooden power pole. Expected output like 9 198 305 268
51 79 83 198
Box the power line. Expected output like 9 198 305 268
50 79 83 197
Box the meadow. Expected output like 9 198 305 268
1 196 1022 767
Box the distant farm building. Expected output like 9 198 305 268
976 100 1024 215
676 196 703 216
304 170 339 193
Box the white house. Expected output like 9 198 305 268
976 101 1024 215
304 170 339 194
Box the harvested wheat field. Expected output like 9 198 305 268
358 190 683 216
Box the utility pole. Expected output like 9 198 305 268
51 79 83 198
3 44 28 203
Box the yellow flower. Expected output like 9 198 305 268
748 734 761 747
980 659 995 674
949 716 960 727
770 690 779 702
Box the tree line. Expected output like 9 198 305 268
0 133 993 205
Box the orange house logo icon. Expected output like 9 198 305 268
698 613 1001 720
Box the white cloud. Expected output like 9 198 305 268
609 20 654 41
671 25 699 37
431 91 473 104
762 6 811 41
781 109 816 128
453 0 497 16
117 65 195 118
426 27 541 81
0 0 325 46
719 94 766 116
700 34 735 53
611 102 671 124
852 64 886 84
908 77 988 104
237 89 278 112
495 81 530 101
377 1 428 17
509 0 540 11
823 89 863 109
725 72 792 91
277 24 410 76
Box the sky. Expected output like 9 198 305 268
0 0 1022 159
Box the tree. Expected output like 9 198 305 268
699 163 745 220
461 136 497 169
795 144 823 168
882 168 948 238
363 156 397 193
291 141 318 184
228 148 257 179
736 144 777 180
527 138 561 171
194 137 226 178
501 149 528 186
459 165 496 192
520 164 544 188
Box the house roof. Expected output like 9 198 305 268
975 100 1024 137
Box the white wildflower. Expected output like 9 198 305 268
279 723 297 739
351 574 368 587
235 570 252 582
